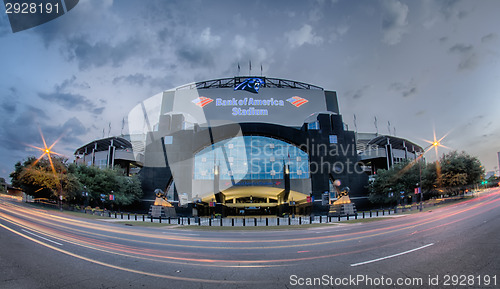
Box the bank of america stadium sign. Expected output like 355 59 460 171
193 96 308 116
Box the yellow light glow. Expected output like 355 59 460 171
24 127 66 194
422 128 451 157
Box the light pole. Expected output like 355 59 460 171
418 153 423 211
417 141 440 212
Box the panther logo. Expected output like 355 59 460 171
234 78 265 94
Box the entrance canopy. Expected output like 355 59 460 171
201 186 308 207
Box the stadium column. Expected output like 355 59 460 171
108 139 116 169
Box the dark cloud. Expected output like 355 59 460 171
381 0 409 45
112 73 170 89
402 87 417 97
449 44 473 54
64 35 146 70
463 115 485 128
389 81 417 98
175 46 216 68
438 0 465 20
39 92 104 115
457 53 479 70
457 10 468 19
170 27 223 68
38 77 104 114
415 110 426 117
113 73 152 86
1 87 19 114
347 85 370 100
381 1 405 29
59 75 91 90
31 0 119 47
0 106 49 151
47 117 87 146
25 105 49 119
481 33 496 43
2 99 17 114
448 44 479 70
146 58 176 70
0 108 86 158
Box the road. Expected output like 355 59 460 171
1 189 500 289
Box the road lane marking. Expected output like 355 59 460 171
0 223 265 284
350 243 434 267
21 229 63 246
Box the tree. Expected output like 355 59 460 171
421 162 438 193
10 156 79 200
427 151 484 195
0 177 6 194
368 150 484 204
368 160 420 206
68 164 142 208
10 156 143 209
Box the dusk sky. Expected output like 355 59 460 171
1 0 500 181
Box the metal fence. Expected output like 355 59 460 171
82 205 423 226
60 194 474 227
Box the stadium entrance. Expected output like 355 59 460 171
199 186 308 216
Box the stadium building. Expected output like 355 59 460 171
74 136 142 175
356 133 424 177
74 76 423 216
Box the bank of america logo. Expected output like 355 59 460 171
286 96 308 107
192 97 214 107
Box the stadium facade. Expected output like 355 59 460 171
74 76 423 216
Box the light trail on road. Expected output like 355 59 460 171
2 193 498 248
1 189 499 287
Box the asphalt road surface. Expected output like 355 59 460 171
1 189 499 289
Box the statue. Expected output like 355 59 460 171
148 189 176 218
153 189 174 207
328 181 357 217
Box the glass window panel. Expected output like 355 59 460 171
194 136 310 180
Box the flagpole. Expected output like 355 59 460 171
121 117 125 136
353 114 358 140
